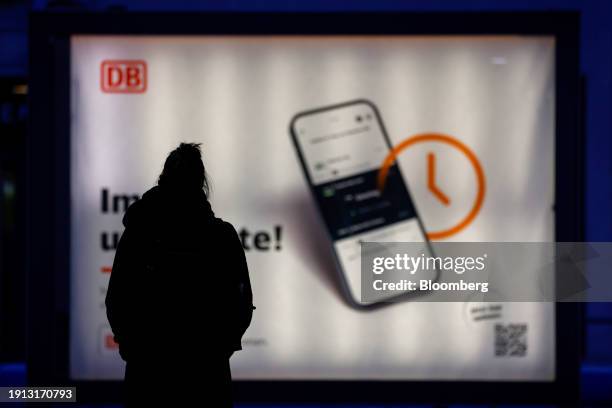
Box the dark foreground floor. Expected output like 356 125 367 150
1 363 610 407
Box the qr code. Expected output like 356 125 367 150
495 324 527 357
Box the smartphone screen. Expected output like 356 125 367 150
291 100 433 306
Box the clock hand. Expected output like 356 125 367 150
428 152 451 206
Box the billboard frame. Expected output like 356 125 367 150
28 11 583 404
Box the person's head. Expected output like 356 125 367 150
158 142 210 197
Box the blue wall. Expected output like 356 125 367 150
2 0 611 402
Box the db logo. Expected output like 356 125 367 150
100 60 147 93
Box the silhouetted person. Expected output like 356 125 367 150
106 143 254 407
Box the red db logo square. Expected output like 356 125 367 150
101 60 147 93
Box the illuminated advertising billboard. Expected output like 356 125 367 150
70 35 557 381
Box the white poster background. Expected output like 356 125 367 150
70 36 555 380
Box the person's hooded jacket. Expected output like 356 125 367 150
105 185 253 364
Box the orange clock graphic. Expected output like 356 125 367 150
377 133 486 240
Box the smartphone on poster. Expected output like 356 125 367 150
290 99 436 308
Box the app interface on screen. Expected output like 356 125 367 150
294 103 430 303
